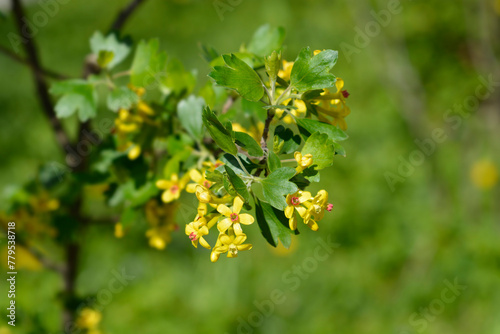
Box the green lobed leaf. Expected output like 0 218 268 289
209 54 264 102
130 39 168 89
161 58 196 96
258 167 298 210
255 199 292 248
234 131 264 157
301 132 334 170
290 47 338 92
50 79 97 121
247 24 286 57
177 95 205 140
107 86 139 112
224 165 250 203
202 107 237 155
90 31 130 69
296 117 348 142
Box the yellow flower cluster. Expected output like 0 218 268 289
311 77 351 130
276 51 351 130
114 86 156 160
285 190 332 231
76 308 102 334
190 192 255 262
144 200 178 250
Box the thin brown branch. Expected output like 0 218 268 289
260 109 275 150
0 45 69 80
108 0 147 33
10 0 73 154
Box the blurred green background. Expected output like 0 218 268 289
1 0 500 333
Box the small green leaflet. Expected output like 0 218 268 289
258 167 298 210
296 117 348 142
267 151 281 172
255 199 292 248
224 165 250 202
301 132 334 170
209 54 264 102
177 95 205 140
290 47 338 92
234 131 264 157
50 79 97 121
273 125 301 154
202 107 237 155
247 24 286 57
90 31 130 69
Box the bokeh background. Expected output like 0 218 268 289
1 0 500 333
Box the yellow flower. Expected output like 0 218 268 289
202 159 225 171
278 60 294 81
156 173 190 203
76 308 101 330
185 213 218 249
217 196 254 235
185 221 210 249
210 230 252 262
186 169 212 193
144 200 178 249
470 159 498 190
127 143 141 160
285 191 312 230
301 190 332 231
146 228 172 250
312 78 351 130
114 223 124 238
276 99 308 124
115 108 142 133
195 185 232 207
294 151 313 173
137 100 154 115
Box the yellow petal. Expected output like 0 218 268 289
199 237 211 249
233 223 243 235
199 226 209 236
294 151 302 163
211 251 220 263
219 234 232 245
296 206 307 217
234 234 247 244
299 191 312 202
217 204 232 217
335 78 345 92
237 244 252 251
186 183 197 193
162 190 175 203
185 224 195 235
289 215 297 230
127 145 141 160
233 196 244 213
189 169 203 183
238 214 254 225
306 219 319 231
217 218 232 233
156 179 170 189
284 205 294 219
